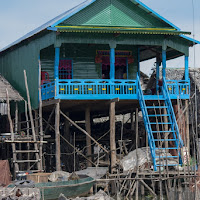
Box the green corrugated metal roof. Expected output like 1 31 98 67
56 26 190 35
59 0 174 29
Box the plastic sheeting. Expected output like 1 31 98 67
48 171 70 182
120 147 182 172
120 147 151 172
76 167 108 179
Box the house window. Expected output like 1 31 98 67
59 59 73 79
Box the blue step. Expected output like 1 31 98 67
148 114 170 117
149 122 172 125
155 147 178 150
154 139 177 141
155 156 178 158
152 131 176 133
156 164 179 167
137 76 184 171
145 106 168 109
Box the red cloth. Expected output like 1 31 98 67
0 160 11 186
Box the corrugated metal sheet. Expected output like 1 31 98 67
41 59 55 81
0 0 95 52
0 103 8 115
0 0 198 54
60 0 167 28
73 57 101 79
0 33 55 109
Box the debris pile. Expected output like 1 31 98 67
59 190 114 200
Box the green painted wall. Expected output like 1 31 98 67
0 32 56 109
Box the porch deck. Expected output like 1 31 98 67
41 79 190 101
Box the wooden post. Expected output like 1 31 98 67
25 101 30 169
135 108 139 200
110 101 117 172
15 102 22 169
85 108 92 167
55 101 61 171
34 110 39 136
6 89 19 173
131 112 134 131
24 70 40 171
38 59 44 171
135 108 139 150
185 100 190 151
64 112 70 141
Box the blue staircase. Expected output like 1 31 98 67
137 75 184 171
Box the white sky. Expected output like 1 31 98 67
0 0 199 76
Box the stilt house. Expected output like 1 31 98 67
0 0 199 172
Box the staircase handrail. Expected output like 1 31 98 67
162 78 184 147
137 75 155 150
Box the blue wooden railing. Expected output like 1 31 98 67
166 80 190 99
41 78 190 101
41 82 55 100
55 79 137 100
137 75 156 170
163 78 184 148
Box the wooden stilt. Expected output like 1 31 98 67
64 112 70 141
38 59 44 171
6 89 19 174
135 108 139 150
135 108 139 200
110 101 116 194
131 111 134 131
34 110 39 136
185 100 190 151
110 101 116 172
25 101 30 169
15 103 22 169
85 107 92 167
55 101 61 171
24 70 40 171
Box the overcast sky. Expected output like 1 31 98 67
0 0 199 75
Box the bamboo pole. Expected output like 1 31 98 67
24 70 41 171
6 89 19 173
38 59 44 171
25 101 30 169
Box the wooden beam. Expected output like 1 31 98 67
60 111 108 153
42 99 60 107
55 101 61 171
85 107 92 167
110 101 116 172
